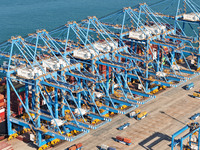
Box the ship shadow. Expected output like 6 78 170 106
188 94 194 98
96 145 101 149
138 132 171 150
182 85 187 90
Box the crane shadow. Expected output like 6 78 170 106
139 132 171 150
160 111 186 125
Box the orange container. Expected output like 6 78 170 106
69 146 76 150
116 136 123 141
76 143 82 148
123 138 131 143
0 94 4 101
0 102 5 107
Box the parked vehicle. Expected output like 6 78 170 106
115 136 131 146
129 109 140 118
190 113 200 120
68 143 83 150
117 123 130 130
193 92 200 99
137 111 148 120
99 144 116 150
185 82 194 90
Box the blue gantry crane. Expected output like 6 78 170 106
0 1 199 150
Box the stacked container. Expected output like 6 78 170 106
99 65 111 78
10 85 25 116
0 94 6 123
116 136 131 145
68 143 83 150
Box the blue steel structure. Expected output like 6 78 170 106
0 1 199 150
171 122 200 150
79 4 198 93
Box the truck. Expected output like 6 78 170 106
137 111 148 120
100 144 116 150
190 113 200 120
193 92 200 99
115 136 131 146
185 82 194 90
117 123 130 130
129 109 140 118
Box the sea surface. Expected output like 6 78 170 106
0 0 199 43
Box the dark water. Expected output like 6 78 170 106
0 0 145 42
2 0 199 42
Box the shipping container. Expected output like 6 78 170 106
124 137 131 143
116 136 123 141
69 145 76 150
76 143 82 148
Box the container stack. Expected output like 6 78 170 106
10 90 25 116
0 94 6 123
68 143 83 150
99 65 111 77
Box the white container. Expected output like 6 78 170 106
58 57 70 68
73 49 92 59
51 119 64 126
145 24 166 35
94 92 104 98
129 31 148 40
42 59 59 70
30 134 35 142
156 71 167 77
0 108 5 113
101 144 109 150
17 68 34 79
138 84 143 90
93 41 118 53
172 65 180 71
129 111 136 117
114 84 119 88
191 144 198 150
33 66 45 77
183 13 200 21
74 108 87 115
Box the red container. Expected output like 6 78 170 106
0 102 5 107
99 65 112 78
123 138 131 143
0 135 5 141
76 143 82 148
69 146 76 150
11 113 17 117
99 65 106 72
0 94 4 99
0 112 5 119
0 94 4 102
121 58 126 62
116 136 123 141
0 118 5 123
